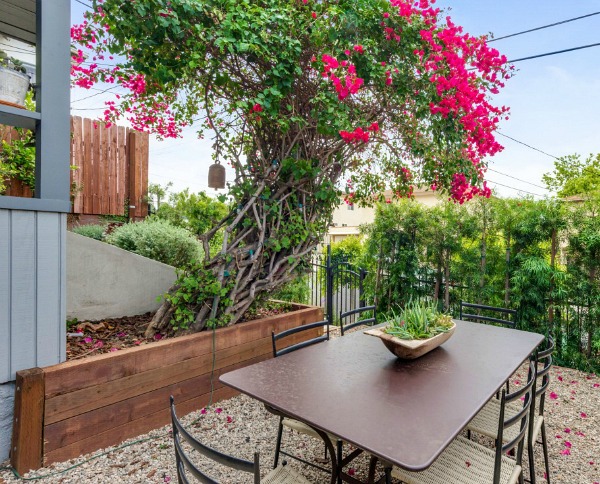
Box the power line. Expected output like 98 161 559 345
487 168 547 190
71 85 121 103
74 0 93 9
508 42 600 64
496 132 559 160
489 11 600 43
486 179 545 198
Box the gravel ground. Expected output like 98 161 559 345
1 348 598 483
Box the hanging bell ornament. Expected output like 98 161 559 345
208 162 226 189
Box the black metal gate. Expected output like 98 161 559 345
307 245 367 324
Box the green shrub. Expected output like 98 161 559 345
71 224 106 241
106 218 202 268
272 275 310 304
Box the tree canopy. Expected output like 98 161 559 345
72 0 512 331
543 153 600 198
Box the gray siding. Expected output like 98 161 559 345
0 209 66 384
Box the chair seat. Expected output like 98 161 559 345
391 436 521 484
282 417 339 444
467 398 543 443
262 464 312 484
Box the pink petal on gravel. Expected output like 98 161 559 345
557 376 563 382
564 428 571 433
154 334 163 340
200 408 207 415
555 434 562 439
575 431 585 437
549 392 558 400
215 408 223 414
83 336 93 344
110 347 119 352
560 449 571 455
564 441 572 448
580 412 588 418
348 468 356 475
593 383 599 388
226 416 233 423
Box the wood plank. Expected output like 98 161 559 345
35 213 62 368
11 368 44 475
128 132 139 219
140 132 149 217
10 211 36 372
71 117 84 213
43 307 322 397
0 210 10 383
108 124 118 214
43 386 238 466
91 121 101 214
82 118 93 214
44 328 319 425
44 352 273 452
117 126 127 215
98 122 107 214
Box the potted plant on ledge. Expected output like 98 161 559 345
366 300 456 359
0 49 30 108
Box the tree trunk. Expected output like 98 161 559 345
144 163 338 337
548 228 557 330
479 233 487 305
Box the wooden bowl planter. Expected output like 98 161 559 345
10 303 324 474
365 322 456 359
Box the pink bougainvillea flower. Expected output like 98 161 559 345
200 408 207 415
83 336 93 344
110 347 119 352
311 11 317 19
549 392 558 400
93 340 104 348
580 412 588 418
252 103 262 112
215 408 223 414
353 45 364 54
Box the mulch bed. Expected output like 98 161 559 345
66 304 293 360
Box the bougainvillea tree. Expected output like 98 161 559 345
72 0 511 333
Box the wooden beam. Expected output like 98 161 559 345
11 368 44 475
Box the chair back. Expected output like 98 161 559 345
494 361 536 484
271 319 330 357
460 301 517 328
339 305 376 336
534 336 554 417
170 396 261 484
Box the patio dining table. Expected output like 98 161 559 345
219 320 544 483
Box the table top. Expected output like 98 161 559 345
220 320 544 472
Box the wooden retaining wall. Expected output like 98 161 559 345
11 305 323 474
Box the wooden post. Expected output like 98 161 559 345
11 368 45 475
128 131 138 221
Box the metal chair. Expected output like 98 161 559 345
270 320 340 482
339 305 376 336
466 336 554 484
392 360 536 484
169 396 311 484
460 301 518 328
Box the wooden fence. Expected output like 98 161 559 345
1 116 149 218
10 304 324 474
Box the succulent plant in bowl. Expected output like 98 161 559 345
384 300 454 340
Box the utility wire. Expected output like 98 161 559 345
487 179 545 198
508 42 600 64
71 85 121 103
496 132 560 160
74 0 93 9
487 168 548 190
488 11 600 43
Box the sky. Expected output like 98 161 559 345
65 0 600 199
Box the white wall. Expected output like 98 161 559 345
67 232 177 321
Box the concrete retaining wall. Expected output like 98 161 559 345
0 382 15 462
67 232 177 321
